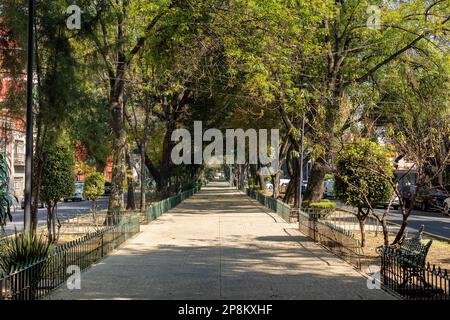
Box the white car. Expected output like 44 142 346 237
443 197 450 216
64 182 84 202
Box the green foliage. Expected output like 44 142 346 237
68 97 112 171
0 231 51 274
334 139 394 210
83 172 105 202
40 144 76 204
302 199 337 210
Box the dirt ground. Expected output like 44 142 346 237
354 231 450 270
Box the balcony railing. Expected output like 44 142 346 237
14 153 24 166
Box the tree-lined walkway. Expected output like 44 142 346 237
48 182 395 300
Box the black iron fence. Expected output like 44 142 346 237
298 210 364 269
0 214 140 300
381 246 449 300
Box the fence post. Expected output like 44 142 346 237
101 233 104 258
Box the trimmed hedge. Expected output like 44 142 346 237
302 199 337 210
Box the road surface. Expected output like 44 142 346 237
1 197 109 237
333 200 450 239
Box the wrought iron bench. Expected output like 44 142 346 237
377 225 433 288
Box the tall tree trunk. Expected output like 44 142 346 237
359 218 366 248
304 109 337 202
382 218 389 246
392 207 412 244
304 159 326 201
51 204 56 244
140 144 146 213
357 208 369 248
107 96 126 224
46 202 52 243
272 173 280 198
126 150 135 210
156 120 175 199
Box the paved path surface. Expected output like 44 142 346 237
48 182 395 300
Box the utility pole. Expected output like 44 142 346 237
24 0 35 232
297 112 305 220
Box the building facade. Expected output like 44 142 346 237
1 21 26 202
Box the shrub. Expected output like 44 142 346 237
302 199 336 218
334 139 394 247
0 231 51 275
40 144 76 243
302 199 336 209
83 172 105 212
0 231 52 299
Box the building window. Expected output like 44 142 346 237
14 177 23 197
14 140 24 165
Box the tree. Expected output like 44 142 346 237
75 0 177 222
40 144 75 243
300 0 450 202
218 0 449 203
83 172 105 223
1 0 96 233
376 52 450 243
334 139 394 247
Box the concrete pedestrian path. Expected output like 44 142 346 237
48 182 395 300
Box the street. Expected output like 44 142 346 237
333 200 450 239
387 208 450 239
2 197 110 237
6 196 448 239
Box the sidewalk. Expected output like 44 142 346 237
47 182 395 300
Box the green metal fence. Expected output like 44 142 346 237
144 185 201 223
245 188 292 223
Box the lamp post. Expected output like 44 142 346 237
24 0 35 232
297 112 305 220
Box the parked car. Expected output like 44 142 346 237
443 197 450 216
20 197 45 209
103 182 112 196
377 196 400 210
266 179 294 192
414 186 449 212
64 182 84 202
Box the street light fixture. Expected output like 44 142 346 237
24 0 35 232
